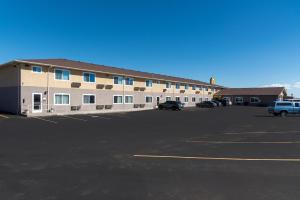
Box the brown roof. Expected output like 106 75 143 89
216 87 286 96
10 58 223 88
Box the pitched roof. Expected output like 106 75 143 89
216 87 286 96
11 58 223 88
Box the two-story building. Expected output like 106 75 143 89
0 59 223 116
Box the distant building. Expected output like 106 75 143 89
214 87 287 106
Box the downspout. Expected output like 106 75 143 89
17 64 21 114
47 66 52 112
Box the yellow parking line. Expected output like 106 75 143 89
186 140 300 144
0 114 9 119
133 154 300 162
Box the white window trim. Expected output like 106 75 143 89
184 96 189 103
113 76 124 85
146 80 153 88
113 95 123 104
250 97 261 103
235 97 244 103
54 93 70 105
54 68 70 81
32 66 42 74
165 96 172 101
192 97 196 102
124 77 134 86
145 96 153 103
82 72 96 83
82 94 96 105
124 95 134 104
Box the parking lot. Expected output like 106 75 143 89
1 106 300 200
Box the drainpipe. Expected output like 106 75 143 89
17 64 21 114
47 66 52 112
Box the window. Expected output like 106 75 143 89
205 87 208 91
199 98 203 102
277 103 292 106
185 84 189 90
175 83 180 89
83 94 95 104
146 80 153 87
166 82 171 88
145 96 153 103
125 77 134 86
113 76 123 85
83 72 95 83
113 95 123 104
166 96 172 101
192 85 196 90
235 97 244 103
55 69 70 80
156 80 161 84
32 66 42 73
54 94 70 105
205 98 209 101
250 97 261 103
124 95 134 104
295 103 300 107
184 96 189 103
192 97 196 102
175 96 180 102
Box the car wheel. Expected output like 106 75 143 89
280 111 287 117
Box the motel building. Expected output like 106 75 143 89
0 59 223 116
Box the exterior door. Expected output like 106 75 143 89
156 97 160 106
32 93 42 113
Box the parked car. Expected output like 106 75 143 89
196 101 217 108
220 99 232 106
268 101 300 117
212 100 222 106
158 101 184 111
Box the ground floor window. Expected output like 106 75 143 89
184 96 189 103
113 95 123 104
199 98 203 102
192 97 196 102
235 97 244 103
205 98 208 101
83 94 95 104
125 95 134 104
166 96 172 101
250 97 261 103
145 96 153 103
54 94 70 105
175 96 180 102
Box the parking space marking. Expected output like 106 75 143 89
31 117 58 124
186 140 300 144
133 154 300 162
61 115 88 122
89 115 112 120
0 114 9 119
224 131 300 135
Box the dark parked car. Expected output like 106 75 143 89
220 99 232 106
196 101 217 108
212 100 222 106
158 101 184 110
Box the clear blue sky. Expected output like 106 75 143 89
1 0 300 96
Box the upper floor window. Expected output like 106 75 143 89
192 85 196 90
175 83 180 89
55 69 70 81
146 80 153 87
205 87 208 91
32 66 42 74
113 76 123 85
156 80 161 84
185 84 189 90
83 72 95 83
125 77 134 86
166 82 171 88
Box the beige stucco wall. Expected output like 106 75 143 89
20 64 217 97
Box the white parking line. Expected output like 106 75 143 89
224 131 300 135
61 115 87 122
133 154 300 162
31 117 58 124
0 114 9 119
186 140 300 144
